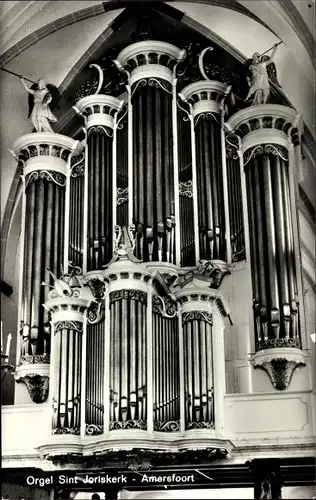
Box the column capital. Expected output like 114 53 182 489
10 132 78 181
74 95 124 131
115 40 185 86
225 104 303 153
180 80 231 116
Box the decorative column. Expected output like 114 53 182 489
115 41 185 263
11 133 78 403
226 105 305 390
44 273 92 434
74 95 123 272
179 81 231 262
172 261 230 435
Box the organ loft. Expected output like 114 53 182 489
1 4 315 500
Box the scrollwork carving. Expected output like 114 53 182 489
186 421 215 430
152 295 177 317
25 171 66 188
85 424 104 435
70 152 85 177
88 125 113 138
52 427 80 435
87 301 104 324
182 311 213 325
110 290 147 305
244 144 288 166
54 321 83 333
20 354 50 364
179 180 193 198
117 187 128 205
153 421 180 432
109 420 147 430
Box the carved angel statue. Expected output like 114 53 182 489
21 77 60 132
244 43 281 106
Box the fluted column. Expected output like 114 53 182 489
226 105 305 390
11 133 77 402
180 81 231 262
115 41 185 264
44 276 91 434
74 95 123 272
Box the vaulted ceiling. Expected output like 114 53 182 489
0 0 315 221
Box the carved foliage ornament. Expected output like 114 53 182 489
179 180 193 198
16 374 49 404
110 289 147 305
20 354 50 364
109 420 147 430
25 171 66 188
132 78 172 96
254 357 305 390
152 294 177 318
54 321 83 333
182 310 213 325
154 420 180 432
70 152 85 177
87 301 104 325
85 424 104 436
244 144 288 166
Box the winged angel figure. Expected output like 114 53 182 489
244 43 281 105
21 77 60 132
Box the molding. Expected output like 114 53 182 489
242 130 289 154
130 66 174 86
225 105 303 137
116 40 183 67
11 133 78 157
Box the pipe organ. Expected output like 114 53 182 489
10 36 307 449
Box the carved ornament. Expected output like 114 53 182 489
253 348 306 390
16 373 49 404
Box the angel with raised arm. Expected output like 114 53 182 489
21 77 60 132
244 43 281 106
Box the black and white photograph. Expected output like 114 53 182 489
0 1 315 498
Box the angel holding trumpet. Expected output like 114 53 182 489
20 76 60 132
244 42 282 106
